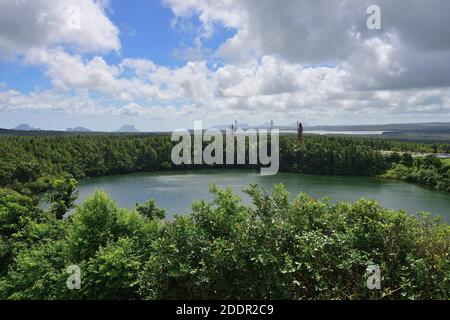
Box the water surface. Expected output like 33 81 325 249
75 169 450 223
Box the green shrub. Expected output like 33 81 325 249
1 185 448 300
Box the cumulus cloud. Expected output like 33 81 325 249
0 88 200 121
25 49 216 102
164 0 450 90
107 102 197 119
1 0 449 126
0 0 120 57
0 89 101 114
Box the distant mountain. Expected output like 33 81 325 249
210 123 251 130
211 123 306 130
13 124 41 131
115 124 140 133
66 126 91 132
238 123 251 129
255 123 301 130
210 124 231 130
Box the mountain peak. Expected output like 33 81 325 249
13 124 41 131
66 126 91 132
115 124 140 133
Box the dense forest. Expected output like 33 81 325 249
0 183 448 299
0 133 449 299
0 134 449 194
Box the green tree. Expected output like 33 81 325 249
46 178 79 219
135 199 166 220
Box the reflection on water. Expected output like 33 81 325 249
74 169 450 223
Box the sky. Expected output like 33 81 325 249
0 0 449 131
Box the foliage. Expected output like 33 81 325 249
45 177 79 219
135 200 166 220
0 133 448 299
381 155 450 192
0 184 448 300
0 133 448 193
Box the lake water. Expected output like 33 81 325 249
75 169 450 223
281 130 388 135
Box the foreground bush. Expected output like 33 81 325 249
0 185 448 299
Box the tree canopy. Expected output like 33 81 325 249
0 184 448 299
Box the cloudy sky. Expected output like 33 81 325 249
0 0 449 131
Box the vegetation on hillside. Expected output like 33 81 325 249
0 134 449 193
0 184 448 300
381 155 450 192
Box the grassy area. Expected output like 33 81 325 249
442 158 450 166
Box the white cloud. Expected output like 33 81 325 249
0 88 201 121
0 0 120 57
0 89 100 114
164 0 450 90
107 102 197 119
25 49 216 102
1 0 449 127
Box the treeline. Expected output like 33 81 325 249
0 184 448 299
0 135 174 192
381 154 450 192
0 134 448 193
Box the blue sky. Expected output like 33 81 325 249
0 0 449 131
107 0 200 67
0 1 233 91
